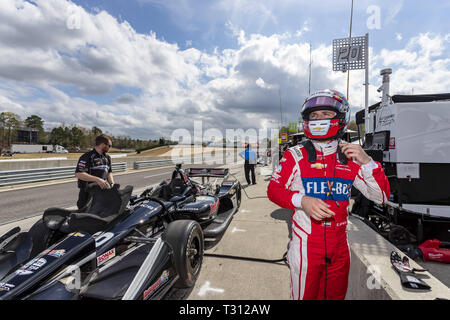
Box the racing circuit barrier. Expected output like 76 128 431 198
133 159 173 170
0 153 235 186
132 156 220 169
0 162 127 187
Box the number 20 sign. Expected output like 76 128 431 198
333 35 367 71
337 45 362 63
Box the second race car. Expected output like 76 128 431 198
0 164 241 300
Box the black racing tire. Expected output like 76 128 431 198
236 183 242 208
163 220 204 288
28 219 64 258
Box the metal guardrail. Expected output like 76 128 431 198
112 162 127 172
0 153 232 186
133 159 172 170
0 162 126 187
133 156 208 169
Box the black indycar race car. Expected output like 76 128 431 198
0 164 241 300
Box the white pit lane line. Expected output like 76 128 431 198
197 281 225 297
231 227 246 233
143 172 172 179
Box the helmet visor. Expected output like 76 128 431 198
302 96 343 113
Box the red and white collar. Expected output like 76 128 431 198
311 139 338 156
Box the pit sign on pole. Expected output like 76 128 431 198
332 35 367 72
332 33 369 131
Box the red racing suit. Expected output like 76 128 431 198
267 140 390 300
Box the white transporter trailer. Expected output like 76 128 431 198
10 144 68 154
352 68 450 246
11 144 54 153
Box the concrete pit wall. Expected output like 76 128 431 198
346 216 450 300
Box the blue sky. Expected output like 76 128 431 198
0 0 449 139
71 0 449 51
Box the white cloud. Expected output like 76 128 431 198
0 0 201 95
0 0 448 139
407 32 446 58
295 19 311 38
255 77 276 90
0 95 26 115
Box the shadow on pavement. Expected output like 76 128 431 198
204 233 225 250
163 286 195 300
270 208 293 239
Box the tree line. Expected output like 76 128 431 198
0 112 175 152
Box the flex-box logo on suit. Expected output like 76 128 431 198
302 177 353 201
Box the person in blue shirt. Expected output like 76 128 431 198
239 143 258 185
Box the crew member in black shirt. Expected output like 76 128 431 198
75 134 115 210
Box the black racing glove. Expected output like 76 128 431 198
390 251 431 290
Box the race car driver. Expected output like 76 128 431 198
267 89 390 300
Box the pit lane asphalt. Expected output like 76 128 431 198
0 164 218 225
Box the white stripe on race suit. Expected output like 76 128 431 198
353 162 384 204
289 225 309 300
300 228 308 300
287 234 298 300
293 210 312 235
285 148 306 206
286 148 303 188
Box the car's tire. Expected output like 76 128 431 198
163 220 204 288
236 183 242 208
28 219 63 258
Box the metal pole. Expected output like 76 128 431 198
278 88 283 129
346 0 354 100
364 33 369 133
308 42 312 95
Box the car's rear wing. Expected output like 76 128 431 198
186 168 229 179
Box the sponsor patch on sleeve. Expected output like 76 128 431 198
270 172 281 183
77 160 88 171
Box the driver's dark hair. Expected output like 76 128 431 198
95 134 112 146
